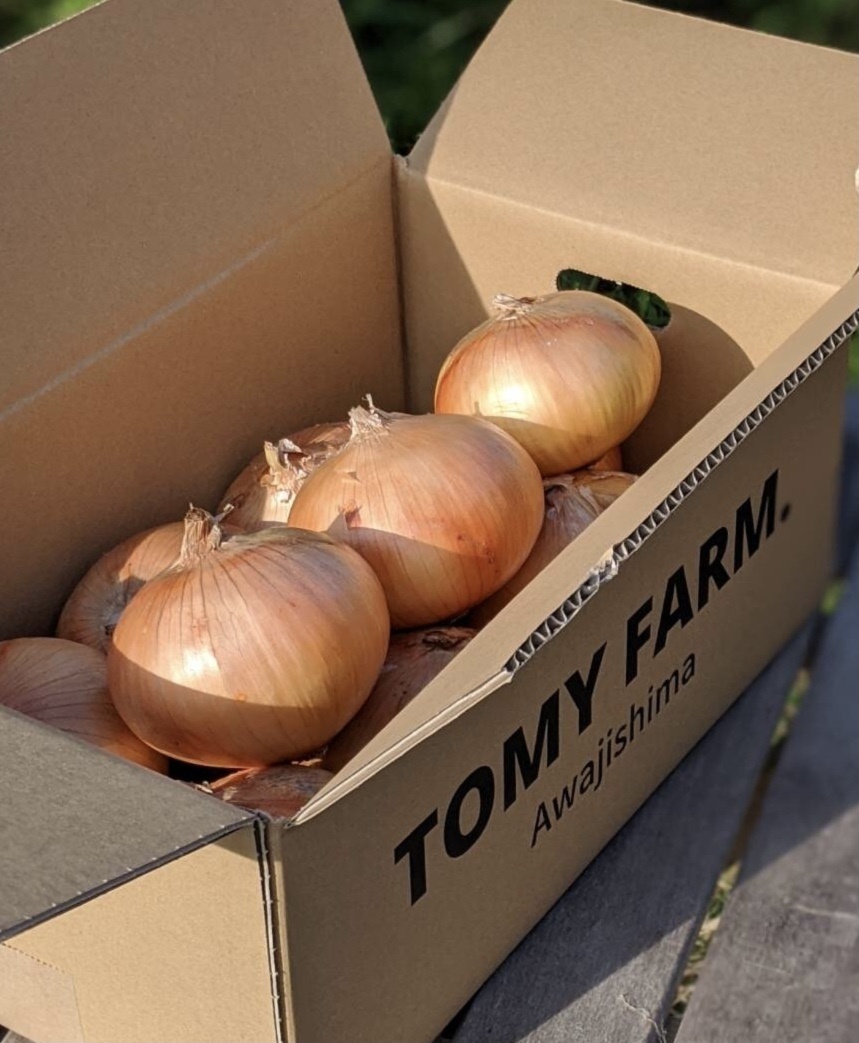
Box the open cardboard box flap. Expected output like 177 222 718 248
2 0 390 415
410 0 858 285
0 0 403 639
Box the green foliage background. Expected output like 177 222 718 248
2 0 856 378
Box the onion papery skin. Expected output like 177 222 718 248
0 637 168 772
57 522 185 654
107 517 390 768
470 470 636 627
324 627 474 773
434 290 661 476
569 468 637 511
210 764 332 819
289 408 544 629
218 422 349 533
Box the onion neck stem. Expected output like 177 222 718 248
261 440 309 497
181 507 224 565
348 395 392 443
492 293 537 318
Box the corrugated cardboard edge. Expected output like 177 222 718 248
507 304 859 671
0 817 251 945
294 299 859 824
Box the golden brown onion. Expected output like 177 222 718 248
470 470 637 626
434 291 661 475
218 422 349 532
323 627 474 773
589 445 623 472
210 764 332 818
107 508 390 768
0 637 168 772
289 403 544 628
57 522 185 654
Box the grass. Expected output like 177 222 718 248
666 861 740 1038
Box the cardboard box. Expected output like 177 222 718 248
1 0 857 1040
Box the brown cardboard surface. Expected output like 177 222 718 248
0 0 402 640
1 0 389 413
1 828 277 1043
279 347 847 1043
0 943 83 1042
410 0 859 286
0 709 250 940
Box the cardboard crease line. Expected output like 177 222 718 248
0 818 250 944
0 154 391 425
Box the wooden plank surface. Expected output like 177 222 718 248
674 546 859 1043
452 624 812 1043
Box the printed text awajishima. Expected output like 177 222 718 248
394 469 786 905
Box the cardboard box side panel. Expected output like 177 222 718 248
0 0 390 414
397 170 836 413
409 0 859 284
0 829 278 1043
278 352 845 1043
0 710 252 941
0 164 402 640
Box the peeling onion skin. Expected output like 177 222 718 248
323 627 474 773
0 637 168 772
218 422 349 533
107 514 390 768
434 291 661 476
289 406 544 629
469 471 636 627
210 764 333 819
57 521 185 654
569 468 637 511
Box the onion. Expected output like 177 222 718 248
57 521 185 654
218 422 349 532
434 290 661 476
0 637 168 772
289 402 544 628
209 764 332 818
324 627 474 773
470 470 637 626
107 508 390 768
590 445 623 472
